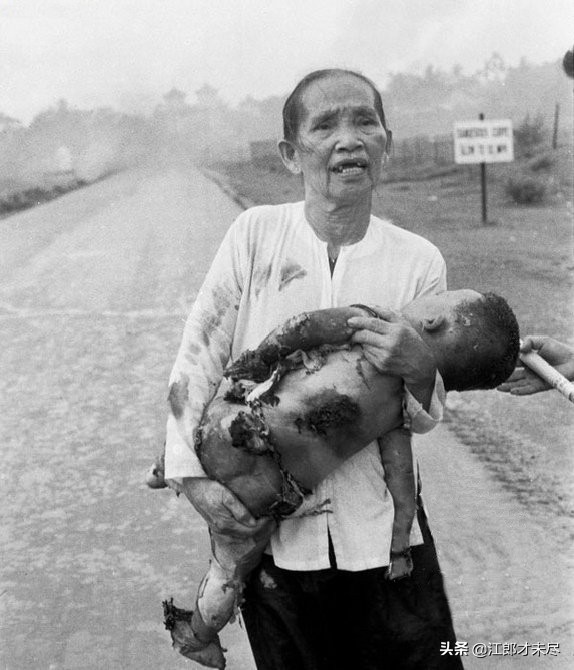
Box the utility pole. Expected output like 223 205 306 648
479 113 487 224
552 103 560 150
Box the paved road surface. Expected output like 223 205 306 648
0 164 572 669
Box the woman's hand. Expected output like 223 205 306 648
497 336 574 395
348 307 437 410
181 477 274 538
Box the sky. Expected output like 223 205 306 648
1 0 573 123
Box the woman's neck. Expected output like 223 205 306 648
304 192 372 257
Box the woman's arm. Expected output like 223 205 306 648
165 224 241 476
165 220 270 537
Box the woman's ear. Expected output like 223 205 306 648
385 128 393 155
422 314 446 332
278 140 301 175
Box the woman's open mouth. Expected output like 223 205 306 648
331 159 368 176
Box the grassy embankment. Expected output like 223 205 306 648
0 173 91 220
212 147 574 533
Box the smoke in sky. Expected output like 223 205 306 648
1 0 572 123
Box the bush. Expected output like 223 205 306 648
527 153 554 172
0 177 88 217
505 174 547 204
514 114 546 158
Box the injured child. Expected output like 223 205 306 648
154 288 519 669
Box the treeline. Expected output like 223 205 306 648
0 101 160 189
1 54 571 191
383 55 572 139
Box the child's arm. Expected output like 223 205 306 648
378 427 416 579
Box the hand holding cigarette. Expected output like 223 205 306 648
497 336 574 403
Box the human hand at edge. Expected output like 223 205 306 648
181 477 274 539
497 336 574 395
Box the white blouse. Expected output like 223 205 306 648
165 201 447 570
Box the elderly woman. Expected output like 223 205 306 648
164 69 462 670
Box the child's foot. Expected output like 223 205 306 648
146 454 166 489
385 548 413 580
163 598 226 669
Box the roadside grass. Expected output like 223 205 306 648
0 170 126 220
213 146 574 529
0 173 90 219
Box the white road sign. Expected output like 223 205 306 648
453 119 514 164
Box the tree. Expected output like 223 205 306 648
478 52 507 82
563 48 574 78
0 111 21 132
514 113 546 157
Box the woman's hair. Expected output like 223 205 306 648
440 292 520 392
282 68 389 144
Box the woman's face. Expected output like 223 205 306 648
292 74 388 203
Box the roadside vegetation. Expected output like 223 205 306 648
0 174 89 219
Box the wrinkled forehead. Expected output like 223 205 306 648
299 74 379 121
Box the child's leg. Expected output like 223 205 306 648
164 521 276 669
378 428 416 580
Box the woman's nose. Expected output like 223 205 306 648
334 126 363 151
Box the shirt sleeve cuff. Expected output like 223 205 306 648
403 371 445 434
164 414 207 481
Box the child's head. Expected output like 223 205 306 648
402 289 520 392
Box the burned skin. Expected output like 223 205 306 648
200 306 406 513
165 307 413 668
226 306 367 381
199 343 403 512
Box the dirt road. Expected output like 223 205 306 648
0 164 571 669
